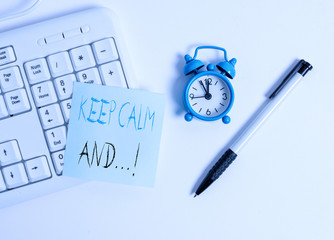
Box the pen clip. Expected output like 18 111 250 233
269 59 312 99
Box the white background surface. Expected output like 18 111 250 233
0 0 333 239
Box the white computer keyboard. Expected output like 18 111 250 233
0 8 132 208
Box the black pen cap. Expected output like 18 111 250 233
298 60 313 76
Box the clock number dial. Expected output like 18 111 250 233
205 78 212 94
187 75 231 118
205 78 212 85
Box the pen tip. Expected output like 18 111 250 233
194 194 197 198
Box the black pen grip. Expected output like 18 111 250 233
210 149 237 181
195 149 238 196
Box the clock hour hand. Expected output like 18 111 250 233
199 80 212 100
206 79 210 94
199 80 208 94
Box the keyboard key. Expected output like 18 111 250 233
0 95 8 118
45 126 66 152
0 140 22 166
54 74 76 100
4 89 30 115
24 58 51 84
77 67 102 84
92 38 118 64
24 156 51 182
99 61 127 87
60 99 72 122
0 171 7 192
69 45 95 71
31 81 57 107
38 104 64 129
0 66 23 92
2 163 28 189
51 150 64 175
47 51 73 77
0 46 16 66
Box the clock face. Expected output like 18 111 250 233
186 74 232 119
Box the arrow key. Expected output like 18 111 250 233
0 140 22 166
38 103 64 129
24 156 51 182
0 171 7 192
2 163 28 189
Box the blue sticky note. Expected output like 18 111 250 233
63 82 165 187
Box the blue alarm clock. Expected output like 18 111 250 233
183 46 237 124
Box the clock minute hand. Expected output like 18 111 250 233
191 95 206 99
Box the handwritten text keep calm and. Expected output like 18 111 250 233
63 83 165 187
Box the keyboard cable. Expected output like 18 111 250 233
0 0 41 22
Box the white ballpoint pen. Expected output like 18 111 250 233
195 59 313 197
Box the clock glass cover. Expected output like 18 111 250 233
187 74 231 118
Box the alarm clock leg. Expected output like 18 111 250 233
185 113 193 122
222 115 231 124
